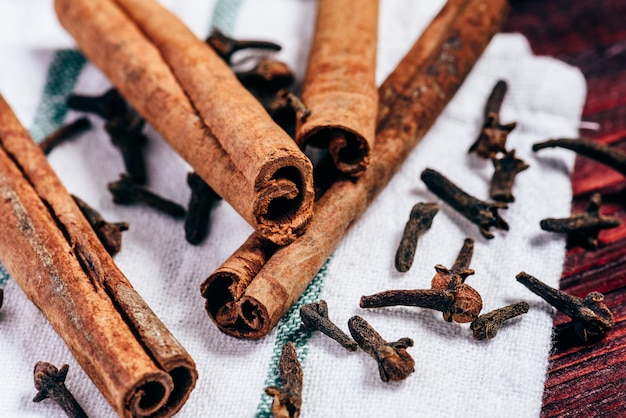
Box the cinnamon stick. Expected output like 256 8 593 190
0 95 197 417
54 0 314 245
296 0 379 177
201 0 509 339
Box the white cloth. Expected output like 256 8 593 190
0 1 586 417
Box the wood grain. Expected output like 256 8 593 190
505 1 626 416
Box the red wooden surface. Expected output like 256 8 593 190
505 0 626 416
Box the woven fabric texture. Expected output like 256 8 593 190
0 1 586 417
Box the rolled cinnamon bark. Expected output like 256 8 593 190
0 95 197 417
296 0 379 177
377 0 470 125
201 0 509 339
54 0 314 245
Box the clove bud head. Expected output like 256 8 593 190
377 338 415 382
348 316 415 382
575 292 614 341
443 284 483 323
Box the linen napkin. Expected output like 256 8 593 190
0 0 586 417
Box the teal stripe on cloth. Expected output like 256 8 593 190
29 50 86 142
210 0 244 34
0 264 9 287
0 49 85 287
255 260 330 418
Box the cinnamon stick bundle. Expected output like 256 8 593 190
201 0 509 339
0 96 197 417
54 0 314 245
296 0 379 177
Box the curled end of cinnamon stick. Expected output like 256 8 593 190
200 233 278 338
202 271 271 338
253 156 315 245
118 358 196 418
153 358 198 418
124 372 172 417
300 127 371 177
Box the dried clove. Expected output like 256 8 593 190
108 175 186 219
265 342 303 418
490 150 529 202
235 57 294 93
268 89 311 124
264 89 310 137
105 116 148 184
66 88 127 121
185 172 221 245
347 315 415 382
71 195 129 256
516 271 613 342
533 137 626 177
361 238 483 323
394 202 439 272
470 301 530 340
206 28 282 64
430 238 481 323
469 80 516 158
39 117 92 155
300 300 358 351
540 192 620 250
33 361 88 418
421 168 508 239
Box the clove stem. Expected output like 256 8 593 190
394 202 439 272
516 271 613 342
421 168 508 239
300 300 357 351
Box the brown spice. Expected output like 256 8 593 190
348 315 415 382
108 175 186 219
296 0 379 177
235 57 294 94
421 168 509 239
55 0 314 245
200 0 509 339
469 80 516 158
104 115 148 184
71 195 128 256
533 137 626 177
470 302 530 340
185 172 221 245
265 342 303 418
361 239 483 324
516 272 613 342
39 117 92 155
395 202 439 272
66 88 127 121
490 150 529 203
540 192 620 250
360 272 483 323
300 300 357 351
33 362 88 418
206 28 281 65
0 95 197 417
114 0 314 241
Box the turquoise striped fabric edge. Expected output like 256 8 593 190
29 50 86 142
0 49 85 288
210 0 244 34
